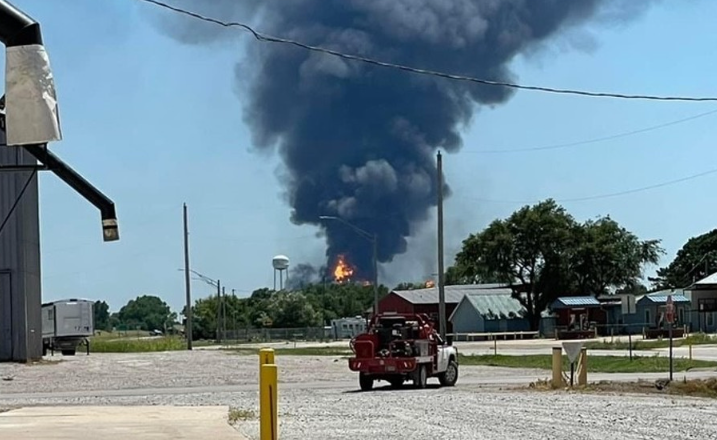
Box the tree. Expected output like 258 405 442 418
93 301 110 332
116 295 176 331
651 229 717 289
449 199 663 329
570 216 662 296
452 200 576 329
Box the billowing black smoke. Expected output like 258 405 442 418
152 0 655 279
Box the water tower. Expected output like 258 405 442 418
272 255 290 290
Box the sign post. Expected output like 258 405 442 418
562 342 584 387
666 295 674 381
622 294 636 361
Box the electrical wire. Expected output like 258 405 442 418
138 0 717 103
0 168 38 237
463 108 717 154
461 166 717 204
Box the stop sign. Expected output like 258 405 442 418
666 295 675 323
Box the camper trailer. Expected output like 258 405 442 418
42 299 94 356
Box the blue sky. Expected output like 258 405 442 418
11 0 717 313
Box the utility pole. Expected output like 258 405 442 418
372 233 379 317
222 286 227 343
436 151 447 341
182 203 192 350
232 288 237 342
216 279 222 343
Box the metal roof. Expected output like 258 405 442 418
392 284 512 305
553 296 601 308
693 272 717 286
464 293 524 320
638 289 690 304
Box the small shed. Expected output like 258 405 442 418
449 292 529 335
625 290 691 336
550 296 604 338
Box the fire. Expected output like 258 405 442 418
333 255 355 283
425 280 436 288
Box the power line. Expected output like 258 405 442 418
463 108 717 154
461 166 717 204
138 0 717 103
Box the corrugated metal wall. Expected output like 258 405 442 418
0 142 43 362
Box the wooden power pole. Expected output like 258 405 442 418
437 151 447 341
183 203 193 350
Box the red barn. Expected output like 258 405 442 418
377 284 509 334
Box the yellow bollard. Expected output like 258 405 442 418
260 364 278 440
552 347 562 388
260 348 275 367
578 347 588 386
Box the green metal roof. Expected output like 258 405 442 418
465 293 525 320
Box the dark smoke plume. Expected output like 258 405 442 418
153 0 655 279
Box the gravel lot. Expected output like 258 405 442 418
1 351 716 439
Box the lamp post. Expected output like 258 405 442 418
319 215 379 317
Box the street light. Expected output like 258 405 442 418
319 215 379 318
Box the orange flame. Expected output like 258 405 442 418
425 280 436 288
333 255 355 283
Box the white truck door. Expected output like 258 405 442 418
436 345 449 372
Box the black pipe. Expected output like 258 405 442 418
0 1 42 47
22 145 119 241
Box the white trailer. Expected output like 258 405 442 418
42 299 94 356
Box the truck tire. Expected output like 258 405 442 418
438 360 459 387
61 349 76 356
413 365 427 389
359 373 374 391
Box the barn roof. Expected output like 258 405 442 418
392 284 512 305
551 296 601 309
637 289 690 305
464 293 524 320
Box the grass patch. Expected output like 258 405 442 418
584 333 717 350
228 408 256 424
458 354 717 373
231 346 352 357
90 337 186 353
670 377 717 398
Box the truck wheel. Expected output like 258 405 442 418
414 365 427 389
438 360 459 387
359 373 374 391
61 349 76 356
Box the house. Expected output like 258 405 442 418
686 273 717 333
378 283 509 334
